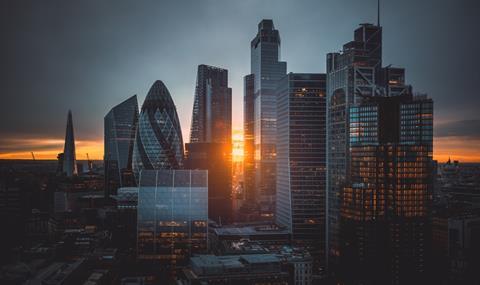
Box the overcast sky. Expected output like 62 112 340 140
1 0 479 160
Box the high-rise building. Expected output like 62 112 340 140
184 142 231 224
189 64 232 145
62 110 77 177
243 74 255 202
326 23 382 265
339 93 433 284
250 19 287 214
276 73 327 267
132 80 184 180
137 169 208 267
104 95 139 196
187 65 232 223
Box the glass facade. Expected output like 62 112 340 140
137 170 208 265
132 80 184 181
189 64 232 145
250 19 287 212
104 95 138 195
326 23 382 263
276 73 327 266
339 94 433 284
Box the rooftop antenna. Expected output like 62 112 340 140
377 0 380 26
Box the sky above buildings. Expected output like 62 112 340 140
1 0 479 161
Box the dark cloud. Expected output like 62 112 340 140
435 120 480 138
1 0 479 145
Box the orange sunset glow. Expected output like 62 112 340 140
1 134 479 163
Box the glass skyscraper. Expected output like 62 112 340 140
137 169 208 266
276 73 327 267
187 64 232 223
250 19 287 214
326 23 382 265
339 93 433 284
132 80 184 180
189 64 232 145
104 95 139 196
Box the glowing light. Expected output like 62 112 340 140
232 129 244 163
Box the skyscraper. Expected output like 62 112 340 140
104 95 139 196
189 64 232 145
186 64 232 223
132 80 184 180
243 74 255 202
62 110 77 177
250 19 287 214
276 73 327 267
326 23 382 265
339 93 433 284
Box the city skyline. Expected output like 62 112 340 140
1 0 480 162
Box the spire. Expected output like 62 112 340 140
63 110 78 177
377 0 380 26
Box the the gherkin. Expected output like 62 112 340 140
132 80 184 181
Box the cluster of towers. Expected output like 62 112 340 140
58 15 433 284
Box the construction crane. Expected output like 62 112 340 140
31 152 36 161
86 153 93 172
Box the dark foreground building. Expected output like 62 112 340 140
185 142 232 224
339 93 433 284
275 73 327 270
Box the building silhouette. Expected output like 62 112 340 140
104 95 139 196
243 74 255 202
250 19 287 215
62 110 77 177
276 73 327 269
186 64 232 224
189 64 232 144
132 80 184 180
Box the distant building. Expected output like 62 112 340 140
276 73 327 267
243 74 255 202
137 170 208 268
62 110 78 177
187 65 232 223
339 93 433 284
104 95 139 196
250 19 287 215
132 81 184 180
189 64 232 145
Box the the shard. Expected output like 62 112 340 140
132 80 184 180
62 110 77 177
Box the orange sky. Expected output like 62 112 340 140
1 133 479 163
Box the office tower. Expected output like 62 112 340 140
187 65 232 223
104 95 139 196
184 143 231 223
326 23 382 265
137 170 208 267
250 19 287 213
243 74 255 202
339 93 433 284
132 80 184 180
190 64 232 144
62 110 77 177
276 73 327 266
